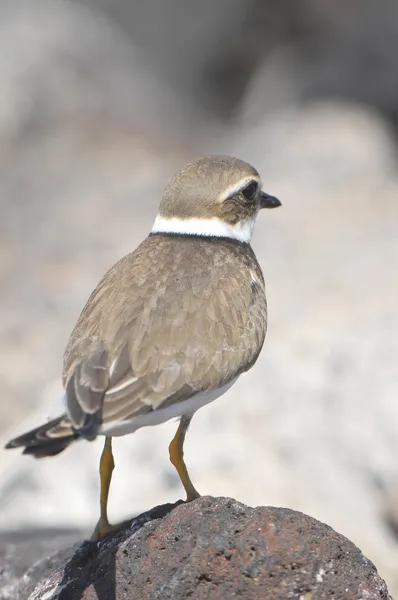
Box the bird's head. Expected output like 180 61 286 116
152 155 281 243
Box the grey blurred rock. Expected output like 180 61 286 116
78 0 398 126
293 0 398 126
0 0 217 143
6 498 392 600
79 0 290 120
0 528 85 600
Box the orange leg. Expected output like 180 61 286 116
91 436 117 539
169 415 200 501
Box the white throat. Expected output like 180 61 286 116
151 215 256 243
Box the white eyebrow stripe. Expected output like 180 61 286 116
218 176 261 202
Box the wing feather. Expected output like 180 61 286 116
61 236 267 435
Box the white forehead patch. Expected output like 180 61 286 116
218 176 261 202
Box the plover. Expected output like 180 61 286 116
5 156 281 538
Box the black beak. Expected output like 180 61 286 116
260 192 281 209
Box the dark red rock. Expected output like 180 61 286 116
14 497 391 600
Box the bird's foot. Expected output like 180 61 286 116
185 488 201 502
90 518 122 541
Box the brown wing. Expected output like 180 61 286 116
62 234 267 432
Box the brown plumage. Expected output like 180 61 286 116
159 156 261 222
67 234 266 420
7 234 266 455
5 156 280 537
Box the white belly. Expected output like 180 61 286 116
99 376 238 437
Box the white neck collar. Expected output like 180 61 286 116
151 215 255 243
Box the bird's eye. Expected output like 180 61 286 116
241 182 258 201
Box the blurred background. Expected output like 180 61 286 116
0 0 398 593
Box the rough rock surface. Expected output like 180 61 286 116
0 528 85 600
6 498 391 600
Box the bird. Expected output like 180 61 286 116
5 155 281 539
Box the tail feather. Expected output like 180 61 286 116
5 415 79 458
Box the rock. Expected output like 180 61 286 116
79 0 398 125
0 0 213 144
79 0 290 120
9 497 391 600
0 528 85 600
